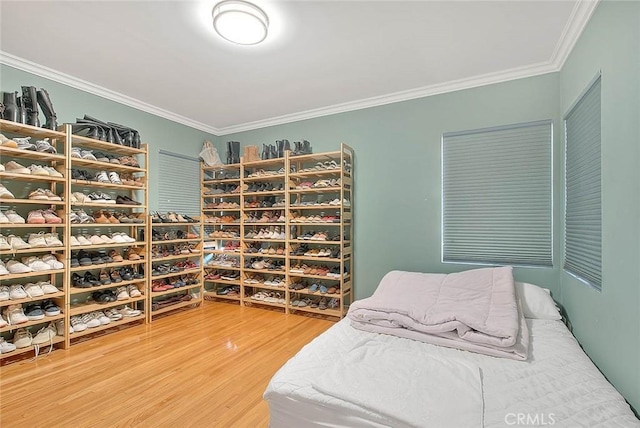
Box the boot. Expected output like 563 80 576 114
16 97 27 124
270 144 278 159
283 139 291 154
232 141 241 164
1 91 19 122
226 141 233 164
276 140 284 158
261 144 269 160
36 89 58 130
302 140 312 155
21 86 40 127
292 141 301 156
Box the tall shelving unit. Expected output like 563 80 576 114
200 144 353 318
0 120 68 359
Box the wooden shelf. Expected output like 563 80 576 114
0 147 66 163
0 336 65 360
0 268 65 281
0 290 65 307
151 253 200 262
69 296 146 316
68 133 146 155
70 241 145 250
0 313 65 334
151 299 200 316
150 267 200 281
243 173 286 181
0 171 65 182
204 279 241 286
151 284 201 298
242 190 285 197
0 223 65 229
0 119 66 139
69 259 145 272
70 202 144 209
0 198 65 205
0 246 64 256
288 305 342 318
69 314 145 340
203 291 240 301
69 278 145 295
69 179 143 191
70 158 144 173
202 163 241 171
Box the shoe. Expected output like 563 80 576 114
0 133 18 148
4 160 31 174
31 323 57 345
0 285 9 301
12 328 32 348
42 300 61 316
35 139 57 154
9 285 29 299
41 210 62 224
0 211 9 224
41 254 64 270
6 260 33 273
93 211 110 224
104 308 123 320
24 283 45 297
8 235 31 250
25 304 45 321
27 210 46 224
39 281 59 294
127 284 142 298
43 189 62 201
118 305 141 317
0 184 15 199
22 256 51 271
55 319 70 335
4 210 24 223
92 311 111 325
44 232 63 247
81 312 101 328
5 304 29 324
95 170 110 183
27 189 49 200
70 315 87 332
0 337 16 353
116 286 130 301
81 150 97 160
0 260 10 275
43 166 63 177
0 234 10 250
28 164 50 176
76 235 92 246
108 171 122 185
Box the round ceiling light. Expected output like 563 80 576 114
212 0 269 45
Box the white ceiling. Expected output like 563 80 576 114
0 1 597 135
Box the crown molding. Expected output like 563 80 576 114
216 60 558 135
0 0 597 137
549 0 599 69
0 51 222 136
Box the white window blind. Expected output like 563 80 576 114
157 150 200 216
564 75 602 289
442 120 553 266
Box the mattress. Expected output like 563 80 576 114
264 318 640 427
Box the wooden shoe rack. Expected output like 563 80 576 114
201 143 354 319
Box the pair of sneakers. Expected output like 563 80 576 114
71 147 96 160
0 210 24 223
95 170 122 185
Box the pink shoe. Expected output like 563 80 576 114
27 210 46 224
42 210 62 224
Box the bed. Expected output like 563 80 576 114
264 269 640 427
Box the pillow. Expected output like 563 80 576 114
515 282 562 320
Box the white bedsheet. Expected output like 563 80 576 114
264 319 640 428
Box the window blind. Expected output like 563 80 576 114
157 150 201 216
442 120 553 266
564 76 602 289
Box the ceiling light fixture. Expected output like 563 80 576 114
212 0 269 45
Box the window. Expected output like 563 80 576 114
564 75 602 289
442 120 553 266
157 150 201 216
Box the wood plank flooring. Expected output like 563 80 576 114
0 303 335 428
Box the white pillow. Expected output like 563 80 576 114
515 282 562 320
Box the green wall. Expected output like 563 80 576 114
558 1 640 412
0 64 213 210
219 72 563 300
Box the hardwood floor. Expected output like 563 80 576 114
0 303 335 428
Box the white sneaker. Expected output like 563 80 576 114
81 150 97 161
4 160 31 174
69 235 81 246
70 147 82 158
4 210 24 223
32 323 57 345
44 233 63 247
0 285 9 301
21 256 51 271
69 316 86 333
127 284 142 298
43 166 63 177
81 312 101 328
118 305 141 317
92 311 111 325
39 281 59 294
0 234 11 250
6 260 33 274
9 285 28 299
13 328 32 348
28 164 50 176
8 234 32 250
89 234 106 245
24 283 45 297
122 234 136 243
28 232 48 248
0 211 9 223
0 337 16 353
77 235 92 246
111 233 127 244
55 319 71 335
41 254 64 270
5 304 29 324
108 171 122 184
116 286 130 301
104 308 123 320
0 261 10 275
0 184 15 199
0 313 7 328
95 171 110 183
99 234 115 244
